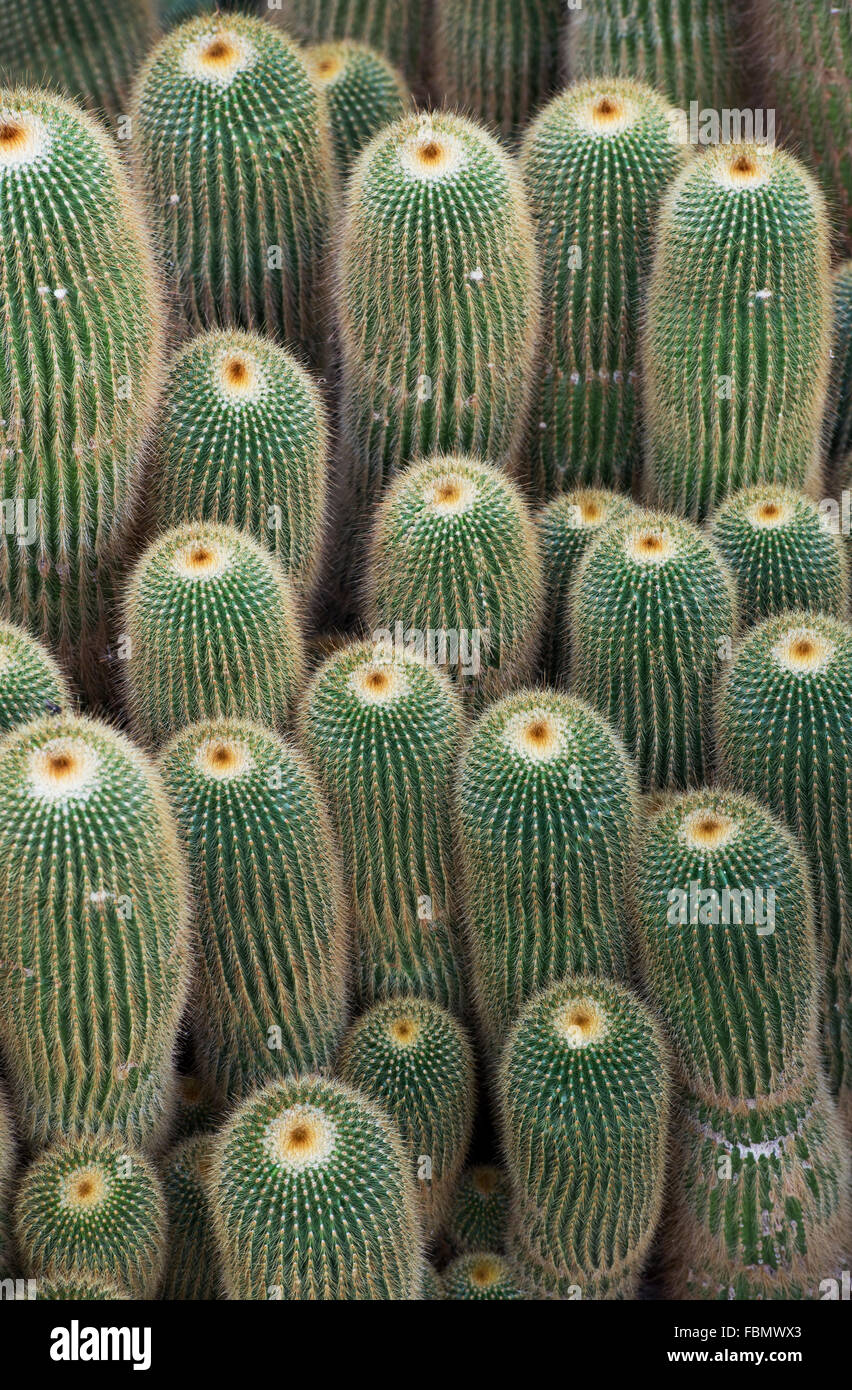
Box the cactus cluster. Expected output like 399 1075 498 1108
278 0 429 95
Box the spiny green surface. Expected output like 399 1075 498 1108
365 454 543 710
160 719 348 1104
160 1134 220 1301
0 1083 14 1278
210 1076 423 1300
718 611 852 1124
300 642 466 1012
125 521 305 748
0 621 70 735
570 508 735 791
33 1274 129 1299
277 0 428 93
421 1264 443 1299
155 330 329 590
828 261 852 471
709 487 847 624
170 1073 222 1143
338 996 475 1237
306 41 408 177
507 1219 639 1298
633 789 818 1104
521 79 684 496
132 14 334 361
442 1252 526 1301
447 1165 511 1255
14 1135 166 1298
0 715 190 1153
457 688 637 1049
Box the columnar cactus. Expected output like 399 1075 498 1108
521 79 684 497
339 997 475 1236
0 715 191 1153
300 642 466 1012
435 0 562 142
499 977 669 1298
155 331 329 590
828 262 852 473
442 1253 527 1301
210 1076 423 1299
14 1135 166 1299
365 454 543 709
336 111 539 571
277 0 428 94
125 522 305 747
160 1135 220 1301
457 689 637 1049
570 509 736 790
718 612 852 1124
132 15 334 362
447 1166 511 1255
0 622 70 735
0 90 163 699
709 487 847 625
644 142 831 521
160 719 349 1103
306 42 408 177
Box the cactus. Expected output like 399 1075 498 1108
457 689 637 1049
570 508 735 791
131 14 334 362
160 719 349 1103
709 487 848 625
338 996 475 1237
0 621 70 735
442 1252 527 1301
718 611 852 1125
276 0 429 95
435 0 562 142
170 1073 221 1142
521 79 684 497
499 977 669 1297
365 454 543 709
828 262 852 473
421 1264 443 1300
160 1135 220 1301
0 714 191 1153
33 1274 129 1299
210 1075 423 1300
538 489 637 682
0 90 163 700
155 330 329 591
125 522 305 748
644 142 832 521
306 42 408 178
14 1135 166 1299
0 1 159 122
336 111 539 572
447 1166 511 1255
632 790 818 1104
0 1082 14 1277
300 641 466 1012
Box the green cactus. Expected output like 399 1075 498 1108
633 790 818 1104
538 489 637 684
447 1165 511 1255
125 521 305 748
718 611 852 1127
0 1 159 123
131 14 334 362
709 487 847 625
210 1075 423 1300
0 714 191 1153
0 621 70 735
521 79 684 497
365 454 543 709
570 508 735 791
14 1135 166 1299
154 330 329 591
644 142 832 520
306 42 408 178
828 261 852 473
33 1274 129 1299
435 0 562 142
170 1072 221 1142
160 1134 220 1301
0 90 163 700
336 110 539 571
499 977 669 1298
442 1252 527 1301
0 1082 14 1278
338 996 475 1237
300 641 466 1012
457 688 637 1049
276 0 429 94
160 719 349 1103
421 1264 443 1300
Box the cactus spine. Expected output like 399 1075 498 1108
828 261 852 473
570 508 735 791
306 42 408 178
160 1135 220 1301
644 142 832 520
457 688 637 1049
0 622 70 735
125 522 305 748
0 715 191 1152
442 1253 527 1301
160 719 349 1103
300 642 466 1012
210 1076 423 1300
448 1166 511 1255
276 0 428 95
521 79 684 497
